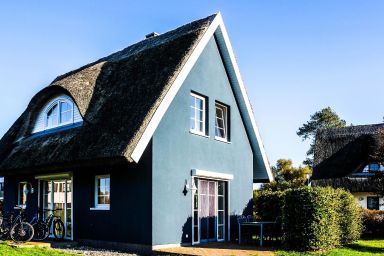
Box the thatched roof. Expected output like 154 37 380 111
313 124 384 179
0 14 216 172
312 177 380 192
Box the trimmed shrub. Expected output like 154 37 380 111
282 187 340 250
254 187 363 251
362 209 384 237
336 189 363 244
253 189 285 221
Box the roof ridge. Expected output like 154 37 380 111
52 14 217 84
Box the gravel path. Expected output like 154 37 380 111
60 246 141 256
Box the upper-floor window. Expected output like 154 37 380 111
190 93 207 135
361 163 384 173
46 100 73 128
32 95 82 133
215 102 229 141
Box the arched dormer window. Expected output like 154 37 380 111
46 99 73 128
32 95 82 133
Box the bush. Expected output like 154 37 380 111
253 189 285 221
282 187 341 250
336 189 363 244
254 187 362 251
362 209 384 237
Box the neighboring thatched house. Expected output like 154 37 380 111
0 13 273 250
313 124 384 210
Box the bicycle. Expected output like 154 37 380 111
30 208 65 240
0 206 34 242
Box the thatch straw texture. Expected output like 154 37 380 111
313 124 384 179
0 14 216 172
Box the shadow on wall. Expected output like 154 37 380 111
180 199 254 244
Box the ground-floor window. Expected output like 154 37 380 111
367 196 380 210
94 175 110 210
17 182 28 207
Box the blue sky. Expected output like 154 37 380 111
0 1 383 167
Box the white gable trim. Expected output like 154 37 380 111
130 13 273 182
130 14 221 162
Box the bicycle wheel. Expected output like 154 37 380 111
10 222 34 243
53 219 65 240
32 221 49 241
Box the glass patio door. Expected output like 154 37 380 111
42 179 72 240
192 178 226 244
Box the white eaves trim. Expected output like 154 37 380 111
191 169 234 180
130 13 273 182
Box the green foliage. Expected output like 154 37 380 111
282 187 341 250
263 159 312 191
0 242 79 256
276 239 384 255
253 189 285 221
362 209 384 237
297 107 346 166
254 186 363 251
336 189 363 244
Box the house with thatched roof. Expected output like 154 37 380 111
0 13 273 250
313 124 384 210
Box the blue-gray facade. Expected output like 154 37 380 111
0 33 268 249
152 36 254 246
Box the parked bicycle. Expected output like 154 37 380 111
0 206 34 242
30 208 65 240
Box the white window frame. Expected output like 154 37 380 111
215 102 228 142
45 98 74 129
190 93 207 136
93 175 110 210
17 181 28 207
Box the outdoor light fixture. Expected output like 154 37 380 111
23 182 35 194
306 173 311 187
184 178 197 192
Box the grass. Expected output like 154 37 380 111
0 242 80 256
275 239 384 256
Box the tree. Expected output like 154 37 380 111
297 107 346 167
262 159 312 191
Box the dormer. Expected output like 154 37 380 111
32 94 82 134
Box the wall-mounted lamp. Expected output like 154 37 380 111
306 173 311 187
184 179 197 192
23 182 34 195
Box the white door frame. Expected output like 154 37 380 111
191 170 233 245
36 173 73 240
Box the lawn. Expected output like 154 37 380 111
276 239 384 256
0 243 80 256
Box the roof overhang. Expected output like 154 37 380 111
130 13 273 182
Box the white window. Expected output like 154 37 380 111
18 182 28 207
32 95 83 134
215 103 228 141
190 93 206 135
45 99 73 129
94 175 110 210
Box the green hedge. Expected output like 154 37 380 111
253 189 284 221
337 189 363 244
254 187 362 251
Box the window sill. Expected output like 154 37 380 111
90 207 110 211
189 130 209 138
215 137 231 144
